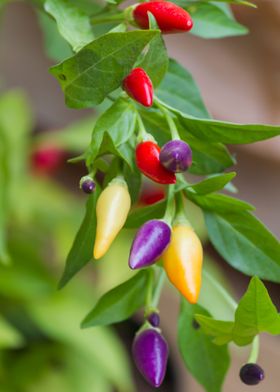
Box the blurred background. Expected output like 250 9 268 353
0 1 279 391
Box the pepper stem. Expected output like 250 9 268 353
91 12 125 25
248 336 260 364
151 269 165 308
136 113 152 143
154 97 180 140
163 184 175 225
145 268 155 313
173 192 191 226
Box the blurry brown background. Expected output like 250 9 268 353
0 1 279 391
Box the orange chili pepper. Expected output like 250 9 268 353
162 224 203 304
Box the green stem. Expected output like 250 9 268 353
163 184 175 225
154 97 180 140
151 269 165 308
136 113 151 141
91 12 125 25
173 192 190 226
248 336 260 364
145 269 155 311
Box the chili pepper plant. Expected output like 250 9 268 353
1 0 280 390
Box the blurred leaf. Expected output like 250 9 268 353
37 11 73 62
36 115 95 152
178 301 230 392
28 295 134 392
196 277 280 346
82 271 149 327
188 2 248 38
51 30 159 108
187 172 236 195
44 0 95 52
157 59 209 118
205 210 280 282
0 90 33 264
0 316 24 349
59 188 100 288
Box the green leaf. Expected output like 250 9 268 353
59 188 100 288
37 11 73 62
186 191 254 213
178 301 230 392
0 315 24 349
196 277 280 346
205 210 280 282
0 90 33 264
44 0 95 52
159 99 280 144
51 30 159 108
138 27 168 87
82 271 149 327
125 200 166 229
187 172 236 195
188 2 248 39
157 58 210 118
87 98 136 166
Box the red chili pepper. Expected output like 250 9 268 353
133 1 193 34
123 68 153 107
136 141 176 184
31 145 65 175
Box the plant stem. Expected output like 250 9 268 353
154 97 180 140
248 336 260 364
136 113 150 141
151 269 166 308
145 268 155 311
163 184 175 225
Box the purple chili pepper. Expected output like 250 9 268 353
132 328 168 388
239 363 265 385
159 140 192 173
148 312 160 327
129 220 171 270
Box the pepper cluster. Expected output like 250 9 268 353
76 1 265 388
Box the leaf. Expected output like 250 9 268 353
205 210 280 282
82 271 149 327
188 2 248 39
178 301 230 392
196 277 280 346
37 11 73 62
138 26 168 87
59 188 100 288
51 30 159 108
185 191 254 213
187 172 236 195
158 99 280 144
0 90 33 264
157 58 210 118
44 0 95 52
87 98 136 166
0 315 24 349
125 201 167 229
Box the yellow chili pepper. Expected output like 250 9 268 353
162 224 203 304
94 178 131 259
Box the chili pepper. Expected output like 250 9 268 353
136 141 176 184
129 219 171 269
159 140 192 173
162 224 203 304
31 145 65 174
133 1 193 34
132 328 168 387
94 178 131 259
123 68 153 107
147 312 160 327
80 176 96 194
140 185 165 205
239 364 265 385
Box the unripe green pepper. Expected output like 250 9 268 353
94 177 131 259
